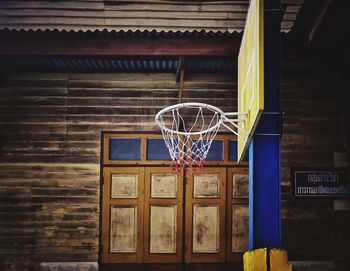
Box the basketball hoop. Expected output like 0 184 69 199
155 102 246 171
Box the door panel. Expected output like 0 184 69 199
102 167 144 263
101 166 248 264
185 168 226 263
144 167 184 263
226 167 249 262
192 204 220 253
149 205 177 254
110 206 138 253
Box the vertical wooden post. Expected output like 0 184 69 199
177 56 185 103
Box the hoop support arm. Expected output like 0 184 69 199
221 122 239 136
221 115 247 138
224 112 248 117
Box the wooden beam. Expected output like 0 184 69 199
0 35 240 57
306 0 332 49
178 57 185 103
176 56 185 82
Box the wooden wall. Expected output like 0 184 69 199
0 72 235 270
280 72 349 269
0 71 348 270
0 0 302 33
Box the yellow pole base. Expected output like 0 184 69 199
243 248 292 271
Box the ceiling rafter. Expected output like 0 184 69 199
305 0 332 49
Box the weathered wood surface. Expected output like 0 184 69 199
280 72 347 262
0 0 303 33
0 73 236 162
0 71 347 268
281 73 343 188
0 163 100 270
0 72 235 269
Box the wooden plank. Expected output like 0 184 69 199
0 212 98 222
0 87 68 97
0 118 67 125
0 237 99 247
0 106 66 116
104 18 245 28
0 179 99 189
0 79 68 88
281 21 295 31
0 1 104 10
105 0 247 4
0 227 98 238
67 87 235 96
0 9 245 20
105 11 247 20
0 123 67 133
0 155 101 163
104 2 248 12
0 9 106 18
0 196 99 204
0 17 105 26
67 97 178 106
68 89 178 98
0 97 67 106
0 246 98 254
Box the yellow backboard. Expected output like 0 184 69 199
237 0 264 163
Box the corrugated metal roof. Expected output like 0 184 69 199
0 0 304 34
0 56 236 73
0 56 329 73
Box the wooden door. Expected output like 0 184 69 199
143 167 184 263
101 166 247 264
226 167 249 262
101 167 145 263
185 168 226 263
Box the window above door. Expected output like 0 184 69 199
102 132 248 166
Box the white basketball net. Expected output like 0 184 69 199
155 103 246 171
155 103 225 170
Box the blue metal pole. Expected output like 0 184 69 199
249 0 282 249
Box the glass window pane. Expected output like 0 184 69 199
146 138 172 160
109 138 141 160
